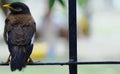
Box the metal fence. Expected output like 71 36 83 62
1 0 120 74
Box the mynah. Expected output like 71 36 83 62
3 2 36 71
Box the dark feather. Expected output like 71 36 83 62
8 42 33 71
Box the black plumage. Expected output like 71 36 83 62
3 2 36 71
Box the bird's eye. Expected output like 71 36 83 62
15 8 22 12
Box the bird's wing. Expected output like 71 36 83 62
4 15 36 45
7 22 36 45
3 19 12 44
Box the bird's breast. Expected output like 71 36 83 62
8 14 34 26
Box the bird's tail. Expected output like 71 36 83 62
10 45 33 71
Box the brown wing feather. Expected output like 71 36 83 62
4 14 36 45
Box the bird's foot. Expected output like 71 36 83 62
3 56 11 64
27 58 33 64
2 60 10 64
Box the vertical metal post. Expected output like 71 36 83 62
69 0 77 74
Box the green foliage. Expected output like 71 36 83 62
58 0 65 7
9 0 24 3
49 0 65 10
49 0 55 10
78 0 88 7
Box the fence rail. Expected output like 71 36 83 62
69 0 77 74
1 61 120 66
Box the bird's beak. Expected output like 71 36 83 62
3 4 15 10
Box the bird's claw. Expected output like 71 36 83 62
3 55 11 64
27 57 33 64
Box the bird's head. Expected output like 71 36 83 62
3 2 31 14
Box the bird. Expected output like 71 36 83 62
3 2 36 71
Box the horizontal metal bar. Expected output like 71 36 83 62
1 61 120 66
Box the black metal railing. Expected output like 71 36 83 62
2 61 120 66
68 0 77 74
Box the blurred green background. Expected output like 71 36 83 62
1 0 120 74
1 65 120 74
